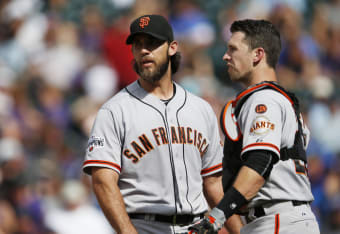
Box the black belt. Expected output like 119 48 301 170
128 213 204 225
246 200 311 223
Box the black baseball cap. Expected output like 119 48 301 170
126 14 174 44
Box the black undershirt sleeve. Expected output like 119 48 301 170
242 150 279 179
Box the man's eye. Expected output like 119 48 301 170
149 40 163 47
133 40 142 48
228 47 236 52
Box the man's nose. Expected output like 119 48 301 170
223 52 231 61
140 46 151 55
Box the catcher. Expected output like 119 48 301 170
190 19 320 234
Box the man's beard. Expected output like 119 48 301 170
134 55 170 83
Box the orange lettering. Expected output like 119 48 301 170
187 127 193 144
139 16 150 28
197 133 202 150
171 126 179 144
152 128 161 145
178 127 186 144
131 141 146 157
158 127 168 144
139 134 154 152
123 149 139 163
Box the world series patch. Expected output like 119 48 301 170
88 136 105 152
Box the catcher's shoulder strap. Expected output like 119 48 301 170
224 81 307 163
232 81 297 117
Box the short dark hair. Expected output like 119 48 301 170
230 19 281 68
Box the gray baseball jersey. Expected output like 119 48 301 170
83 81 223 215
221 84 314 208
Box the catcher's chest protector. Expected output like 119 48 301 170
220 81 307 191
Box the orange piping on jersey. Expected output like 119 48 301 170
208 215 216 224
222 100 241 142
233 83 294 107
241 143 280 155
274 214 280 234
201 163 222 175
221 101 230 134
83 160 121 172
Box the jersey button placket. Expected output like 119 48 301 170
164 106 182 212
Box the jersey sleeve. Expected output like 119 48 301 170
83 108 123 175
201 105 223 177
238 93 283 160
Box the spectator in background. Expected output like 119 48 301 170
270 5 320 90
79 5 106 54
44 179 112 234
170 0 216 48
101 11 138 90
34 21 85 91
307 76 340 155
322 167 340 233
0 137 47 234
310 0 340 79
0 199 18 234
169 0 228 118
236 0 307 19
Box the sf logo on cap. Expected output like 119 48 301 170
139 16 150 28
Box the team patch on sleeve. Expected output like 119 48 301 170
255 104 267 113
250 116 275 135
87 136 105 152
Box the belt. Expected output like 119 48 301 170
128 213 204 225
246 200 311 223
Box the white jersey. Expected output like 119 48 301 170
83 81 223 215
221 82 314 208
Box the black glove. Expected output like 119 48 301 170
188 208 225 234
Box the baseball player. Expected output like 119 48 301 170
189 19 320 234
82 14 242 234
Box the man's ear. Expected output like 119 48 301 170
253 47 265 64
168 41 178 56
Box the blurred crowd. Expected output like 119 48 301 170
0 0 339 233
